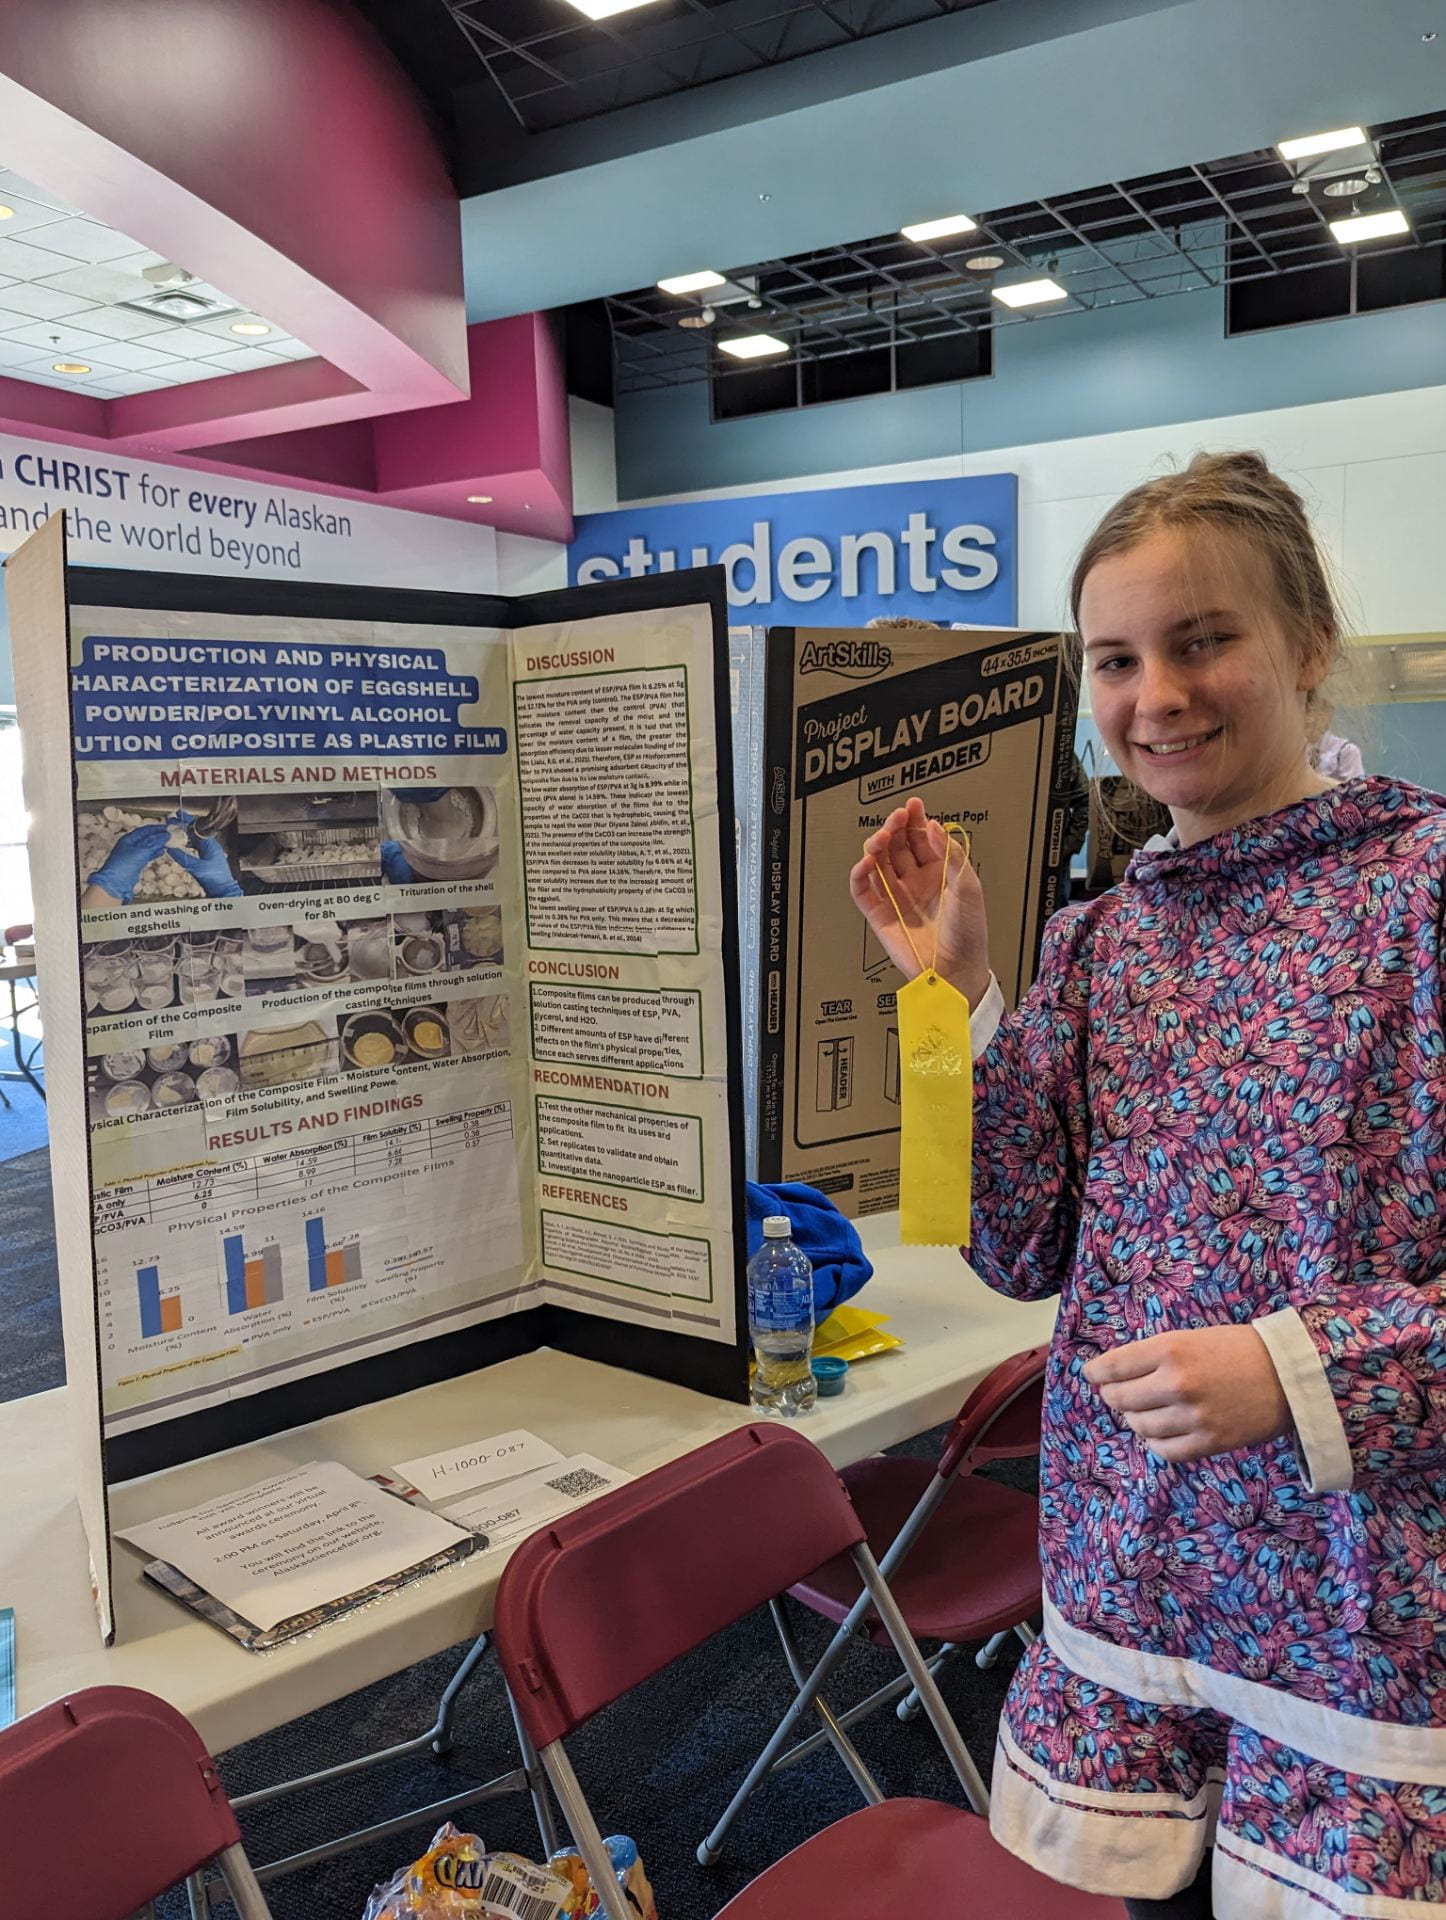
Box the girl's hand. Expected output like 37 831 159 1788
849 797 991 1004
1083 1325 1291 1464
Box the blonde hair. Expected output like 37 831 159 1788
1069 449 1348 738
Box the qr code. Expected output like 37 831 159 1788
545 1467 610 1499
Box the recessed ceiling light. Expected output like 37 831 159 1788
1278 125 1367 161
964 253 1006 272
678 307 716 329
230 321 272 336
1322 176 1372 198
566 0 664 19
0 206 13 221
658 270 726 295
52 361 91 375
1330 207 1410 244
901 214 978 242
718 333 789 359
466 495 494 505
991 278 1068 309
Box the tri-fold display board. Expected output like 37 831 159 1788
7 515 747 1643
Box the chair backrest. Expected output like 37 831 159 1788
937 1344 1048 1480
497 1423 865 1750
0 1685 245 1920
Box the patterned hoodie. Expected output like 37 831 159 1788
971 777 1446 1783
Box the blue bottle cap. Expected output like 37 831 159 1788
811 1355 848 1396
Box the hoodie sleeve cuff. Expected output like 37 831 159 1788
970 975 1005 1059
1252 1306 1354 1495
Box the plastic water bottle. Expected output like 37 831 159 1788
748 1215 817 1416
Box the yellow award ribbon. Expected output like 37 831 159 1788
871 824 974 1248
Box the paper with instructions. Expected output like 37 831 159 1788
116 1460 475 1632
28 592 737 1440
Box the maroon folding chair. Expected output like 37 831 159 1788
497 1422 1122 1919
0 1684 273 1919
700 1345 1048 1849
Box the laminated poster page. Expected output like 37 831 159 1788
757 625 1077 1219
8 525 746 1533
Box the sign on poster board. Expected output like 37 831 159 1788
7 524 747 1640
756 624 1077 1218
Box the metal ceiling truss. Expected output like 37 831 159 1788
603 108 1446 393
441 0 990 132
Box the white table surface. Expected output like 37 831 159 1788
0 1216 1054 1754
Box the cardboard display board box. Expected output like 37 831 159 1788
757 624 1077 1217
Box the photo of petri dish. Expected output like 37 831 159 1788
402 1005 450 1060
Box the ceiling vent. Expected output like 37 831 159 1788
121 287 240 323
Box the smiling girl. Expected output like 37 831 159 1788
851 452 1446 1917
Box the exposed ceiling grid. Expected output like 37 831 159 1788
441 0 997 132
0 168 317 399
604 108 1446 391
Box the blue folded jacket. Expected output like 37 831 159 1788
744 1180 874 1314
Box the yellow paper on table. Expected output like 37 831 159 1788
814 1305 902 1363
869 824 973 1248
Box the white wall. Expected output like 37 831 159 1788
575 382 1446 641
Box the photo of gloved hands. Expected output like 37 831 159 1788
80 807 244 907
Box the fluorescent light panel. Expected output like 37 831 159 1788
1330 208 1409 244
718 333 788 360
566 0 663 20
657 269 726 295
1277 125 1367 161
992 277 1068 309
900 213 978 242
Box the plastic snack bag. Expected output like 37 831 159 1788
363 1825 562 1920
363 1824 658 1920
549 1837 658 1919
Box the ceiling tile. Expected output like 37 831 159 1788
72 305 185 341
0 172 76 215
150 326 254 361
0 318 114 353
0 195 73 241
0 235 89 281
201 346 288 372
84 370 176 395
0 335 49 368
0 282 97 322
37 261 160 303
30 216 156 265
258 336 319 361
138 359 231 384
77 335 178 372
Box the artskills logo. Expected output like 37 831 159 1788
799 638 892 680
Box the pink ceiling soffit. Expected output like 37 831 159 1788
0 0 468 451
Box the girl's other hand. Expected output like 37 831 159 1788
1083 1325 1291 1463
849 796 991 1004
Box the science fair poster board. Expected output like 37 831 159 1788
8 519 746 1641
757 625 1077 1218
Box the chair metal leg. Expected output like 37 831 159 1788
975 1627 1014 1671
767 1597 884 1805
541 1742 635 1920
1015 1620 1038 1647
697 1609 863 1865
853 1546 989 1815
215 1842 274 1920
505 1677 562 1858
431 1629 493 1757
897 1642 962 1719
186 1871 210 1918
